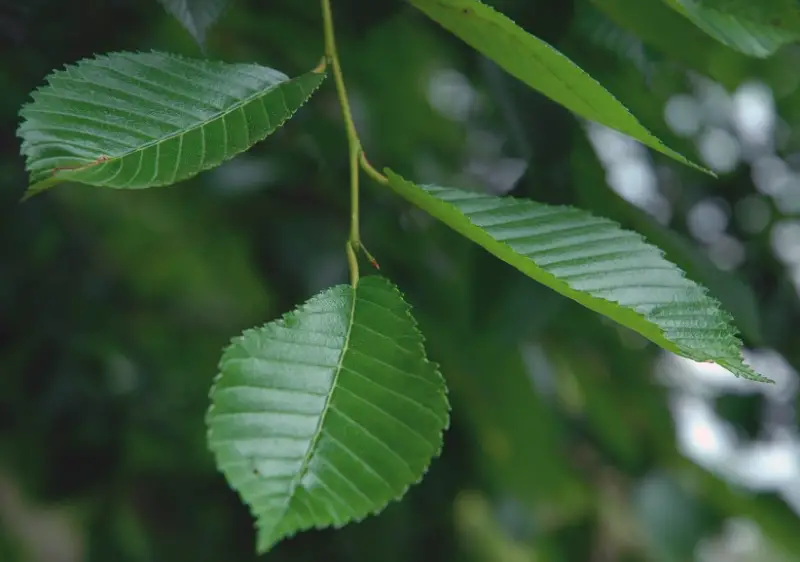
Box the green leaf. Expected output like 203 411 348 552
384 169 769 383
409 0 706 172
590 0 750 88
661 0 800 57
206 275 450 553
694 0 800 28
569 130 763 344
17 51 325 197
157 0 227 47
430 329 589 511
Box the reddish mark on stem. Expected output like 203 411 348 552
359 243 380 271
52 155 110 176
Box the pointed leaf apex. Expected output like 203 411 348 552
17 51 325 195
207 275 449 553
383 169 770 383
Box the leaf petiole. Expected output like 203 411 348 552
359 151 388 185
359 242 381 270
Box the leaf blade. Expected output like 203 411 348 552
17 51 325 196
206 276 449 553
410 0 706 172
384 169 768 383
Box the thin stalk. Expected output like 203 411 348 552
321 0 362 286
359 152 387 185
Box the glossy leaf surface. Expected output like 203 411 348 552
17 51 325 196
206 276 450 552
385 169 768 382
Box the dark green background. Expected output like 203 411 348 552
2 0 800 560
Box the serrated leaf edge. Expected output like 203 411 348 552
258 279 450 551
412 0 713 175
383 170 769 382
206 277 451 553
17 50 327 197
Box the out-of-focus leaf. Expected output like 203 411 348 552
661 0 800 57
410 0 707 172
206 276 449 553
693 0 800 26
633 472 717 562
590 0 752 87
664 456 800 556
157 0 227 46
54 187 272 328
549 344 645 467
573 4 661 80
384 169 768 381
454 491 536 562
428 328 586 511
17 51 325 196
351 16 464 169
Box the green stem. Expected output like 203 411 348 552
359 152 387 185
322 0 362 286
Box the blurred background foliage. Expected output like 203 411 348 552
3 0 800 560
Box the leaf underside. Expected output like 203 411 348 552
384 169 768 382
410 0 707 173
662 0 800 56
17 51 325 197
206 275 450 553
157 0 228 46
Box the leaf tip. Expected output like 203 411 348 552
19 190 38 203
21 177 59 201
